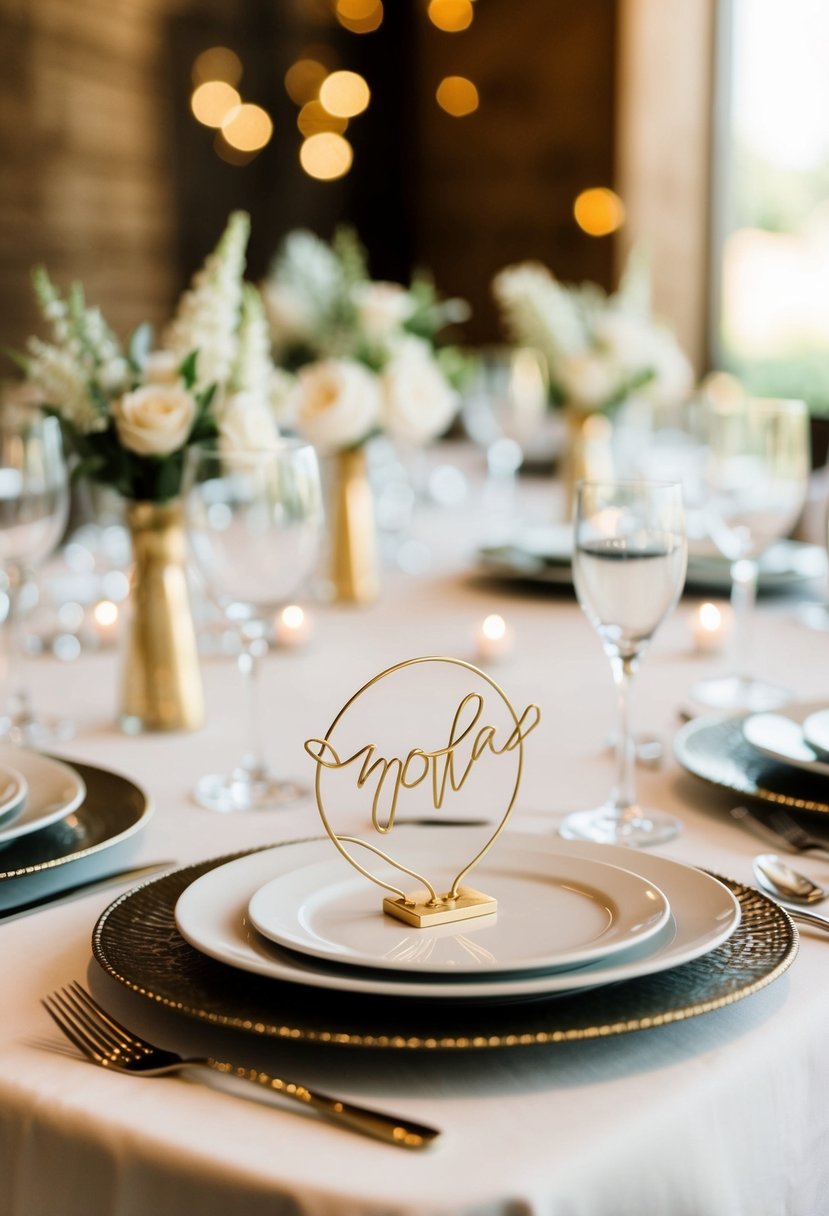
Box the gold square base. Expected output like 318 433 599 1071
382 887 497 928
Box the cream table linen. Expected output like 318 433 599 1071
2 442 829 1216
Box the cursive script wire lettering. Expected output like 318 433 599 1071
305 693 540 833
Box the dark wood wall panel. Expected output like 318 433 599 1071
0 0 184 354
0 0 618 354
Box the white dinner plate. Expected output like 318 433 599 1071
0 764 27 827
802 709 829 762
479 529 826 595
742 701 829 778
175 832 741 1001
246 847 670 976
0 745 86 848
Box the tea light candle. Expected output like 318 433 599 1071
476 613 514 662
277 604 313 649
691 601 732 654
92 599 120 646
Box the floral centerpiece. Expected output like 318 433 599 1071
17 211 282 731
263 227 469 601
21 210 280 502
492 251 693 511
492 250 693 417
263 227 468 451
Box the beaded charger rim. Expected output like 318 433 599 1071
91 846 798 1051
675 713 829 815
303 656 541 927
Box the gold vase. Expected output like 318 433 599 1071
119 500 204 733
562 406 614 518
330 447 380 604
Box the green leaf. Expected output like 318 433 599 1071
178 350 199 390
3 348 30 374
128 323 154 372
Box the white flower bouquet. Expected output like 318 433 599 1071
263 228 469 451
17 211 282 502
492 251 693 415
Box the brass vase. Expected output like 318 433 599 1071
562 406 614 518
119 500 204 733
330 446 380 604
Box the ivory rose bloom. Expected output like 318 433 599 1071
218 390 280 454
352 282 414 342
290 359 381 452
380 340 458 444
113 384 197 456
142 351 181 385
557 351 621 410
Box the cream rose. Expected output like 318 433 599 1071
218 390 280 455
142 350 182 385
290 359 381 452
352 281 414 342
557 351 621 410
113 384 197 456
380 339 458 445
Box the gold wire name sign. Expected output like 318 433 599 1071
304 656 540 927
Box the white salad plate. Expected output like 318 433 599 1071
246 846 670 976
175 832 741 1001
742 701 829 778
0 764 27 827
0 745 86 848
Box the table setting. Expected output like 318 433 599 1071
4 217 829 1216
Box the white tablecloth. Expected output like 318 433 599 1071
2 444 829 1216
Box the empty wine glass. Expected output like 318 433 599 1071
560 480 687 846
183 440 323 812
692 396 810 712
0 407 71 744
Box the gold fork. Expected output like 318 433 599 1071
42 982 439 1150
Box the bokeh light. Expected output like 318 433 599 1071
191 81 242 128
192 47 243 87
297 100 349 137
319 70 370 118
213 131 258 167
427 0 474 32
300 132 353 180
221 103 273 152
335 0 383 33
284 58 329 105
436 75 479 116
573 187 626 236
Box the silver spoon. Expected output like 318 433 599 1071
753 853 826 905
751 854 829 935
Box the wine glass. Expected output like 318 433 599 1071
0 407 71 744
183 440 323 812
560 480 687 846
462 347 556 536
691 396 810 712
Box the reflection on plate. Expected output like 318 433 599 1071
246 848 670 976
742 702 829 778
0 764 27 827
93 838 790 1050
676 711 829 815
0 758 152 911
0 745 86 848
802 709 829 761
479 531 826 596
174 834 739 1001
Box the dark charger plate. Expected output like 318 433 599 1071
92 844 796 1051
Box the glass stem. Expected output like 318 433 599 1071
610 653 638 819
730 557 759 687
237 629 269 783
1 567 31 728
